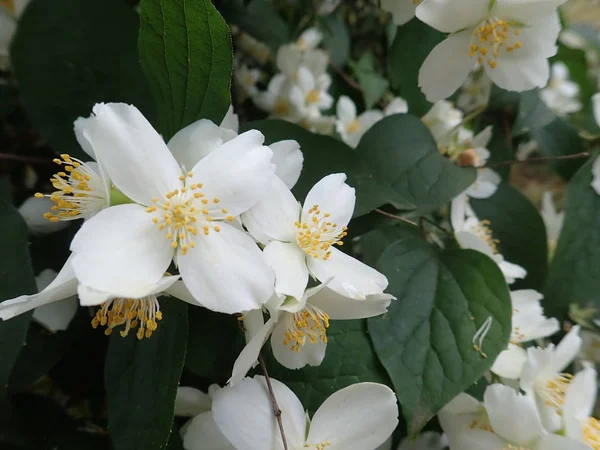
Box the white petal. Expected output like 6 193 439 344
220 105 240 133
175 387 212 417
270 140 303 189
336 96 357 123
564 366 597 437
264 241 309 301
178 223 274 314
492 0 566 23
77 275 180 307
86 103 182 205
497 260 527 284
308 287 393 320
358 110 384 131
419 30 477 102
271 312 327 369
212 376 306 450
18 196 69 236
534 434 590 450
544 325 581 375
593 93 600 128
167 119 237 171
416 0 488 33
306 383 398 450
380 0 417 25
384 97 409 116
302 174 355 229
242 176 300 244
465 169 501 199
229 317 276 386
490 345 528 379
486 56 550 93
182 411 235 450
452 429 510 450
276 44 303 76
73 116 97 160
483 384 543 445
297 66 315 91
455 230 495 258
0 256 77 321
450 194 469 231
33 296 78 332
163 280 201 306
593 154 600 195
190 130 275 217
308 248 388 299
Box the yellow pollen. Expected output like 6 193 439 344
584 417 600 449
346 120 361 134
282 305 330 353
305 89 321 104
470 18 523 69
472 220 500 253
542 373 573 413
274 99 290 116
91 296 162 339
296 205 347 260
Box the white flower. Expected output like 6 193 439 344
540 191 563 257
236 33 271 65
445 383 588 450
592 92 600 128
416 0 564 101
234 62 261 100
380 0 421 26
335 96 384 148
176 385 236 450
520 325 582 432
540 62 582 116
0 0 30 69
384 97 409 116
517 139 539 161
457 68 492 112
438 393 487 449
211 376 398 450
491 289 560 379
230 284 392 382
254 74 301 121
421 100 463 144
68 103 276 314
592 154 600 197
579 330 600 364
242 174 388 302
451 194 527 284
289 66 334 118
563 365 600 449
31 269 78 332
18 196 69 236
297 28 323 52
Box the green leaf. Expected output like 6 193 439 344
11 0 154 161
322 15 350 68
0 85 18 119
544 158 600 319
387 19 444 116
139 0 233 140
266 319 390 414
366 226 512 435
350 52 389 109
185 307 244 382
105 298 188 450
244 116 475 217
470 183 548 291
513 91 587 180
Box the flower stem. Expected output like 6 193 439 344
485 152 590 169
258 352 289 450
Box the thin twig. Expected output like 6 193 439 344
258 353 289 450
485 152 590 169
374 208 417 226
0 153 49 164
329 63 362 91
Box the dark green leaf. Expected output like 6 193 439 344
366 227 511 435
544 158 600 319
139 0 233 139
185 306 244 382
0 85 18 119
351 52 389 109
245 116 475 217
267 319 390 414
105 298 188 450
0 202 36 415
387 19 444 116
471 182 548 291
11 0 154 161
322 15 350 68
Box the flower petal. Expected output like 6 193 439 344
492 0 566 23
418 30 476 102
306 383 398 450
336 95 356 123
308 287 393 320
564 366 597 439
212 376 306 450
182 411 235 450
308 247 388 299
544 325 581 375
486 56 550 93
242 176 300 244
270 140 303 189
271 313 327 369
85 103 182 205
178 223 274 314
380 0 417 25
18 196 69 236
167 119 237 171
490 344 528 379
189 130 275 217
220 105 239 133
0 256 77 321
32 268 78 331
264 241 308 301
534 434 590 450
302 173 355 230
70 204 173 297
484 384 543 444
77 275 180 306
229 317 276 386
174 386 213 417
416 0 488 32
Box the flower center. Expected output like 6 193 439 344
471 219 500 253
295 204 348 260
307 442 332 450
305 89 321 104
274 98 291 116
282 305 330 352
346 119 361 134
584 417 600 449
36 154 108 222
145 172 234 256
541 373 573 412
469 18 523 69
510 325 526 344
91 296 162 340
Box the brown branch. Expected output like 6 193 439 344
258 353 289 450
329 63 362 91
374 209 417 226
485 152 590 169
0 153 50 164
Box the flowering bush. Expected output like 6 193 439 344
1 0 600 449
